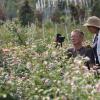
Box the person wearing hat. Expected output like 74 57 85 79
84 16 100 66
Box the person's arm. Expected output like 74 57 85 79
84 47 95 69
66 48 74 59
89 49 95 65
97 32 100 63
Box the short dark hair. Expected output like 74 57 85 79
72 29 84 36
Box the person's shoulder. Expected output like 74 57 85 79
65 47 74 58
85 45 92 50
84 45 94 54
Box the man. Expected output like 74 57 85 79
67 29 95 69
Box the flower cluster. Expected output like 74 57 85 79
0 41 99 100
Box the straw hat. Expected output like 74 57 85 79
84 16 100 28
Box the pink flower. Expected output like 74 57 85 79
96 82 100 92
2 48 10 52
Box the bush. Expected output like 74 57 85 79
0 41 100 100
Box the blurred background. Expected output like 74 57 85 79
0 0 100 45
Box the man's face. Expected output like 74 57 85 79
71 31 83 45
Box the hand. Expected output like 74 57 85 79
93 65 100 70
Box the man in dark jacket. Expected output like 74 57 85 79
67 29 95 69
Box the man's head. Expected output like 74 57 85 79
71 29 84 46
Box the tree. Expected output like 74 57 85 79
34 10 43 27
57 0 66 11
0 5 6 21
19 0 34 26
69 4 79 24
51 1 66 23
51 9 65 23
91 0 100 18
4 0 17 19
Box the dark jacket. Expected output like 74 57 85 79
67 46 95 69
92 34 100 65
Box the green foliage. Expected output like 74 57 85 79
91 0 100 17
4 0 17 19
0 18 98 100
44 21 53 29
0 19 28 46
57 0 67 11
0 43 100 100
35 40 48 54
0 94 17 100
51 9 66 23
34 10 43 27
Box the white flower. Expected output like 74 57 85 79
53 80 57 83
85 85 92 89
48 63 55 69
74 57 83 65
7 80 12 84
44 79 51 86
44 51 49 57
57 80 61 84
43 97 50 100
83 72 92 78
51 51 57 57
82 65 89 73
83 56 90 62
3 94 7 98
43 61 48 65
72 85 77 92
95 81 100 92
26 62 32 69
32 44 37 48
35 88 38 91
75 70 81 74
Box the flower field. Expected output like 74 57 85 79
0 20 100 100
